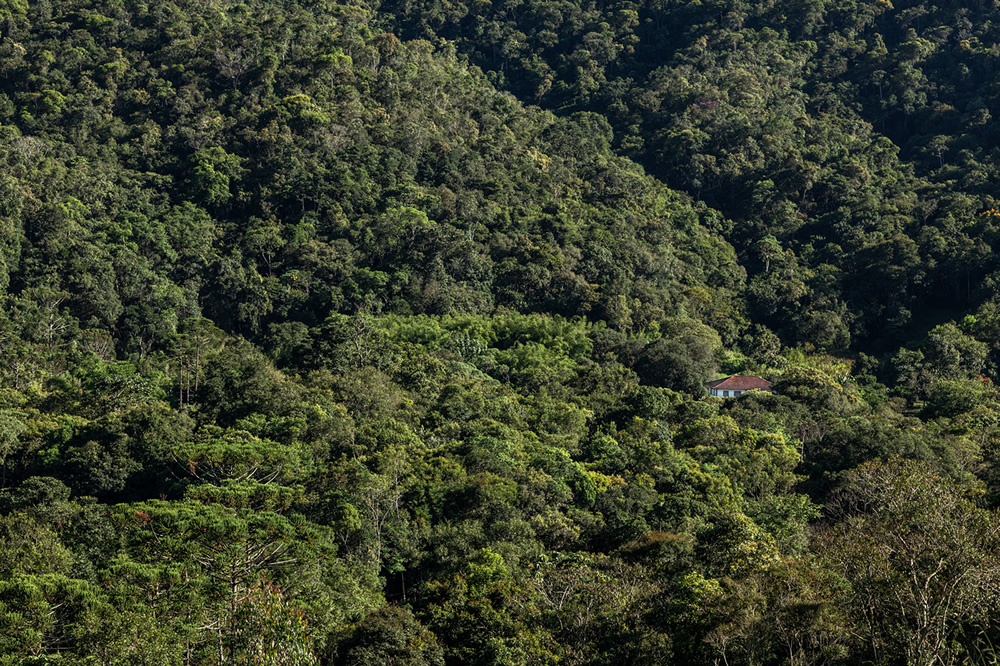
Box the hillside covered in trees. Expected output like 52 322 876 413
3 0 1000 664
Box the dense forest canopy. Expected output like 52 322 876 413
2 0 1000 664
385 0 1000 351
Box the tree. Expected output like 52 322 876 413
923 323 988 381
668 560 849 666
114 499 330 663
189 147 244 207
227 578 320 666
0 409 25 488
339 606 444 666
422 548 561 665
199 341 292 424
824 459 1000 665
637 319 721 395
0 573 112 662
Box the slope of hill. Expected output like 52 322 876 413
2 1 1000 665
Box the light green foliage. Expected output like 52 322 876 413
676 416 802 499
674 415 817 553
0 573 111 663
190 147 244 206
923 322 989 380
173 427 309 487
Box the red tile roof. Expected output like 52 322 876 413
706 375 773 390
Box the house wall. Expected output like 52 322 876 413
710 388 760 397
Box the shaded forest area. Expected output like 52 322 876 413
2 0 1000 664
387 0 1000 350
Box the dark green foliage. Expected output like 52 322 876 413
5 0 1000 663
636 319 720 395
383 0 1000 356
340 606 444 666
